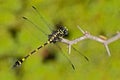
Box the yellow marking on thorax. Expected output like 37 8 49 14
53 34 57 37
59 30 63 34
50 37 54 41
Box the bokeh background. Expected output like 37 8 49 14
0 0 120 80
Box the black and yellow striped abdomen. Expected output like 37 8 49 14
13 41 51 68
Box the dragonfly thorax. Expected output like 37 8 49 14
48 26 68 43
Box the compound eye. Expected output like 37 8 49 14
64 31 68 36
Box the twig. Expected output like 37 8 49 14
61 25 120 56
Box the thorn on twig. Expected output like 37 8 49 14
104 44 111 56
68 44 71 54
77 25 85 34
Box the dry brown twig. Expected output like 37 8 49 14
61 25 120 56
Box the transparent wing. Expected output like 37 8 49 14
32 6 54 32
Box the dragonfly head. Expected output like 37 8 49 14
59 26 68 37
48 26 68 43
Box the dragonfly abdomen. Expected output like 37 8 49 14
13 41 50 68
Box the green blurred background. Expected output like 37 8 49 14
0 0 120 80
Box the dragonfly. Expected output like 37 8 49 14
12 6 88 70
